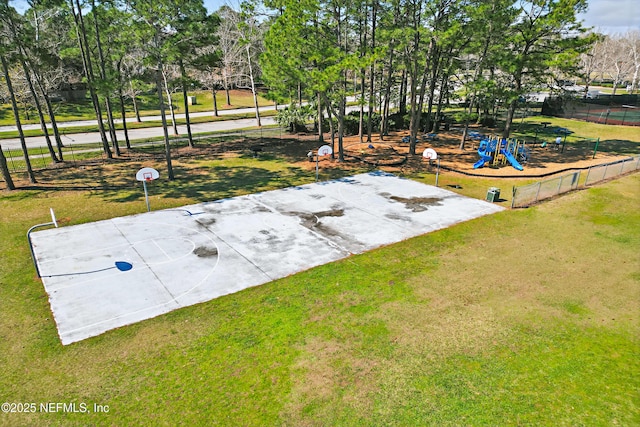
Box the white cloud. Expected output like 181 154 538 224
578 0 640 33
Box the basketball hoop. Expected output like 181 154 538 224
136 167 160 212
422 148 440 187
315 145 333 182
136 167 159 182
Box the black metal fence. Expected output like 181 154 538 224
542 95 640 126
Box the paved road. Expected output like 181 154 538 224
0 102 368 151
0 107 276 151
0 105 276 132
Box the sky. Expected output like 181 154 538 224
575 0 640 34
202 0 640 34
9 0 639 34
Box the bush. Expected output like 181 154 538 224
275 104 314 133
342 111 382 135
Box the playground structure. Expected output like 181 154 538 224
473 136 528 171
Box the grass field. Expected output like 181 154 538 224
0 89 273 128
0 140 638 425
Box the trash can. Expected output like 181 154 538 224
486 187 500 202
187 96 197 105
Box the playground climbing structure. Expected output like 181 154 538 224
473 136 529 171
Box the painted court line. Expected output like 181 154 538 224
31 172 504 345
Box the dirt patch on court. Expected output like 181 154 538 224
389 196 443 212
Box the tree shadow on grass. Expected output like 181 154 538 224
100 164 315 204
591 139 640 156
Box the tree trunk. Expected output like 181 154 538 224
161 68 179 135
326 102 335 159
42 95 64 160
380 41 397 141
156 66 174 180
322 93 344 162
24 54 65 160
246 45 261 127
337 98 345 162
0 144 15 190
4 9 59 164
317 92 323 143
367 0 377 143
398 69 407 115
130 80 142 122
179 59 194 148
423 46 441 134
90 0 119 156
119 92 131 149
212 87 219 116
358 11 367 143
434 66 449 131
104 99 120 155
20 59 58 165
410 36 438 155
359 74 365 143
407 68 419 155
1 54 35 184
71 0 111 158
503 100 517 138
503 63 523 139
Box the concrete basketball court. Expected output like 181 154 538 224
31 172 504 345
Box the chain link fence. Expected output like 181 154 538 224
511 171 581 208
512 155 640 208
585 156 640 186
542 95 640 126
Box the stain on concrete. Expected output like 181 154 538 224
385 213 412 222
285 209 350 242
252 205 271 213
294 209 345 228
193 246 218 258
197 216 217 227
389 196 443 212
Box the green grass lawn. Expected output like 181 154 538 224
0 89 273 128
0 144 638 425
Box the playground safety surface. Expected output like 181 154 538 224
31 172 504 345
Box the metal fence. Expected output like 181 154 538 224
585 156 640 186
512 155 640 208
511 171 581 208
542 95 640 126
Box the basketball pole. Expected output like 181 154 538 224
27 208 59 278
143 179 150 212
136 167 159 213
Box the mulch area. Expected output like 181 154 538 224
267 127 631 179
8 126 633 190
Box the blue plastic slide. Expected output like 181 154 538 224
500 149 524 171
474 139 493 169
473 154 492 169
